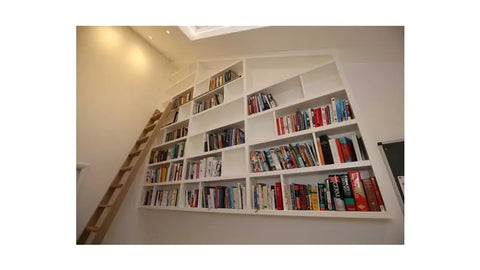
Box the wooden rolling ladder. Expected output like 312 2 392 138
77 104 172 244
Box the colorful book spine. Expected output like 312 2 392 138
329 175 346 211
348 171 369 211
370 176 386 211
362 178 380 211
339 174 356 211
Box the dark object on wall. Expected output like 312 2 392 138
378 140 404 209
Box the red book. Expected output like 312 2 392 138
194 189 199 207
280 117 285 135
335 138 345 163
348 171 369 211
276 117 281 136
317 108 323 127
275 182 284 210
370 177 386 211
362 178 380 211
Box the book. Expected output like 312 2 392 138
316 137 325 165
328 139 340 164
370 176 386 211
310 186 319 210
324 179 334 210
339 174 356 211
317 183 326 210
357 137 369 160
275 182 284 210
363 178 380 211
319 135 334 164
329 175 346 211
348 171 369 211
334 138 345 163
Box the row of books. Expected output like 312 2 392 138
142 188 179 207
172 89 193 109
185 188 199 208
165 127 188 142
316 134 368 165
276 109 311 135
311 97 353 128
149 141 185 164
209 70 240 91
252 182 284 210
250 142 319 173
145 163 183 183
204 127 245 152
186 156 222 179
193 92 224 115
203 184 247 209
282 172 384 211
247 92 277 115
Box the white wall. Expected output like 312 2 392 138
76 26 176 239
77 26 404 244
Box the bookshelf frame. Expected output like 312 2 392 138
137 50 392 219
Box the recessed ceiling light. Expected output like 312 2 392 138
148 36 153 39
166 30 170 35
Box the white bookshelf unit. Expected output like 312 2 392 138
138 52 391 219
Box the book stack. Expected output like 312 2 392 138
202 183 246 209
252 182 284 210
209 70 240 91
186 156 222 179
283 184 320 210
172 89 193 109
142 188 154 206
153 189 178 207
149 141 185 164
193 92 224 114
310 97 353 128
204 127 245 152
185 188 199 208
249 142 318 172
247 92 277 115
276 109 311 135
316 134 368 165
145 163 183 183
165 127 188 142
282 172 385 211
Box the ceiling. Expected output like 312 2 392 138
130 26 403 69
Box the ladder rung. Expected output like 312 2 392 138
150 112 162 121
110 184 123 189
86 226 99 232
120 166 133 172
99 204 113 208
144 123 156 132
128 150 142 157
137 136 149 144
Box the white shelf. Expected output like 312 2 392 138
147 157 184 167
152 136 187 149
160 118 189 131
247 59 335 95
138 206 391 219
191 96 243 119
186 144 245 159
248 160 372 177
196 59 243 84
144 181 182 186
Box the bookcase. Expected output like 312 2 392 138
138 51 391 219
